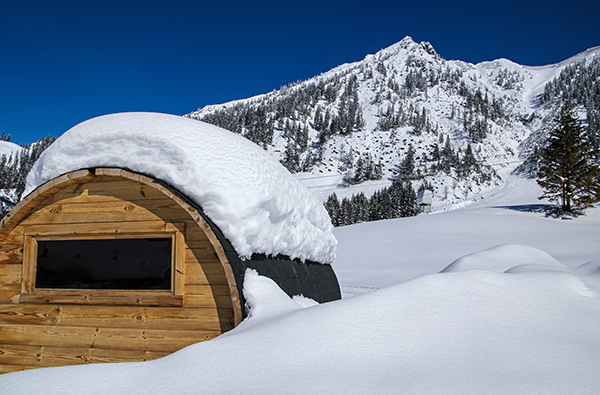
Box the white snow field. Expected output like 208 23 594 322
333 170 600 288
1 166 599 393
1 257 599 395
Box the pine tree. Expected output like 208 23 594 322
351 192 370 223
398 144 415 181
281 139 300 173
439 136 455 173
340 198 354 225
353 155 366 184
460 144 478 176
324 193 341 226
537 103 600 214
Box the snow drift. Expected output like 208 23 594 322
1 244 599 395
23 112 336 263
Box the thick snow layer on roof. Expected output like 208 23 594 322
24 112 336 263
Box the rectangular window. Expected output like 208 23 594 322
36 238 173 290
20 222 184 306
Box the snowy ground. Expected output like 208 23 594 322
1 173 599 394
333 172 600 288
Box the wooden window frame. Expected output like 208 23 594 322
20 222 185 306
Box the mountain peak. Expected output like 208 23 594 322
376 36 440 61
399 36 416 47
418 41 439 58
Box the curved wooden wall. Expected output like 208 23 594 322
0 168 242 374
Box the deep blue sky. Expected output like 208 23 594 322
1 0 599 144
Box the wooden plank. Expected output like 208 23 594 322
0 343 170 367
185 227 217 245
20 293 184 307
94 168 125 177
0 323 98 348
174 231 185 296
184 262 208 285
0 264 21 283
184 263 231 285
184 292 234 309
0 304 232 331
24 208 161 226
0 170 94 235
23 199 194 226
0 284 20 304
50 179 166 203
0 324 220 352
21 235 36 294
185 241 216 256
0 244 22 265
186 247 221 263
185 285 233 297
190 219 242 326
184 238 212 249
0 364 30 374
0 224 25 247
22 221 173 237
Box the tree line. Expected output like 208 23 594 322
0 136 56 215
324 180 420 227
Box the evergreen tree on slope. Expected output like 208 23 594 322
537 103 600 214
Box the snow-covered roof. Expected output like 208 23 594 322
24 112 337 263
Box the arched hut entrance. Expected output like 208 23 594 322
0 113 340 374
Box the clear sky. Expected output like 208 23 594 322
1 0 599 144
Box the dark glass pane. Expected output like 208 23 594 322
36 238 172 290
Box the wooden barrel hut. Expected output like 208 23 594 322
0 113 340 374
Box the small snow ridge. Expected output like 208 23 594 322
292 294 319 308
442 244 600 297
441 244 565 273
340 285 379 298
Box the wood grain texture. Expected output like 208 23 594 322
0 304 233 331
0 343 170 367
0 264 21 284
0 169 242 372
0 323 220 352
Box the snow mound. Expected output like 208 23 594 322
441 244 599 298
2 260 599 394
24 112 336 263
241 269 303 324
441 244 565 273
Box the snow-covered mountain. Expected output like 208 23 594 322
188 36 600 211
